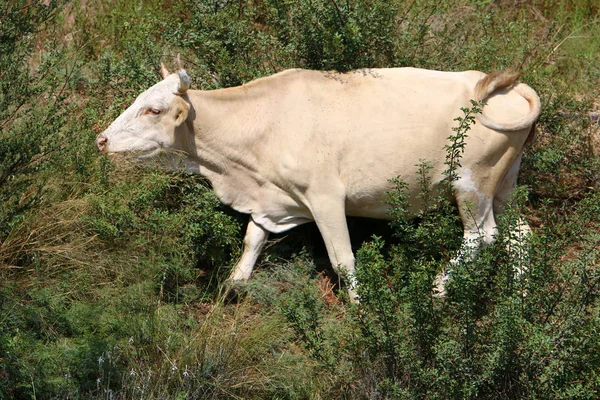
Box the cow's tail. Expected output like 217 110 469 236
474 69 541 132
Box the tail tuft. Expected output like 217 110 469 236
475 69 541 131
475 69 521 102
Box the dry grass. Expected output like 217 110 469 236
1 199 94 274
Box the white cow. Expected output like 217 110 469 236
97 64 541 300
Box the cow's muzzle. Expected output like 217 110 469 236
96 135 108 152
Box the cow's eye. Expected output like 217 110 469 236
145 108 161 115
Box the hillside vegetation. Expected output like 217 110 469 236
1 0 599 398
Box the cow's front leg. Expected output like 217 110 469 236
228 217 269 282
309 194 359 303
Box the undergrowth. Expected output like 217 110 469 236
1 0 599 398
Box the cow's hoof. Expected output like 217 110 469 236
222 279 247 303
347 287 360 304
432 271 449 298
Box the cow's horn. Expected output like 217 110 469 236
177 70 190 94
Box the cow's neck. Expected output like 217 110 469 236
183 88 268 209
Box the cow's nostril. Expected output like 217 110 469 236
96 135 108 151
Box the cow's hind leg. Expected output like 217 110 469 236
434 176 497 296
228 218 269 282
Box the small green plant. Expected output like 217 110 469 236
445 100 485 180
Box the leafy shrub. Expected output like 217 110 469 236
2 0 600 398
0 1 66 238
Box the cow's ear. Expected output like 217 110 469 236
173 96 190 127
161 63 170 79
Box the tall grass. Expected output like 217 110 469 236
1 0 599 398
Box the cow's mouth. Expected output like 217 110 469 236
105 144 163 159
134 147 163 159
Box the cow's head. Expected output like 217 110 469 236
96 64 192 159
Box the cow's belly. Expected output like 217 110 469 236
346 202 391 220
251 193 314 234
343 164 452 220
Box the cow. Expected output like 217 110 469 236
96 63 541 301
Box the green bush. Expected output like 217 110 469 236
1 1 66 237
1 0 600 398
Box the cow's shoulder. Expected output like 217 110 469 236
241 69 318 90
